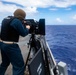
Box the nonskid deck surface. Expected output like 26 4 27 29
0 35 30 75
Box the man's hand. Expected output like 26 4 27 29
22 20 30 29
26 25 30 29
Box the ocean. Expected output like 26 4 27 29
45 25 76 75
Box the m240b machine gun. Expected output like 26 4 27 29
24 19 68 75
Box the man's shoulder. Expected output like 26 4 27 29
2 16 15 24
12 18 19 22
4 16 14 20
3 16 15 22
11 17 22 26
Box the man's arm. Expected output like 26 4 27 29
10 18 29 37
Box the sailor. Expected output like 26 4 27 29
0 9 30 75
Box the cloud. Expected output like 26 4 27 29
0 0 76 24
0 2 18 13
1 0 76 15
49 8 58 11
72 15 76 20
52 0 76 8
1 0 76 8
0 1 38 16
65 8 72 10
56 18 63 22
1 0 50 8
24 7 38 15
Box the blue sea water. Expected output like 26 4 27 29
45 25 76 75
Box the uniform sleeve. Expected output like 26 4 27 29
10 19 29 37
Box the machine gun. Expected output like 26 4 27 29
24 19 68 75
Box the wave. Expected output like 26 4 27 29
46 25 76 75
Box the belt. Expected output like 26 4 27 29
0 40 18 44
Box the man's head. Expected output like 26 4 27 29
14 9 26 21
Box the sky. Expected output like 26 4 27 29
0 0 76 25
